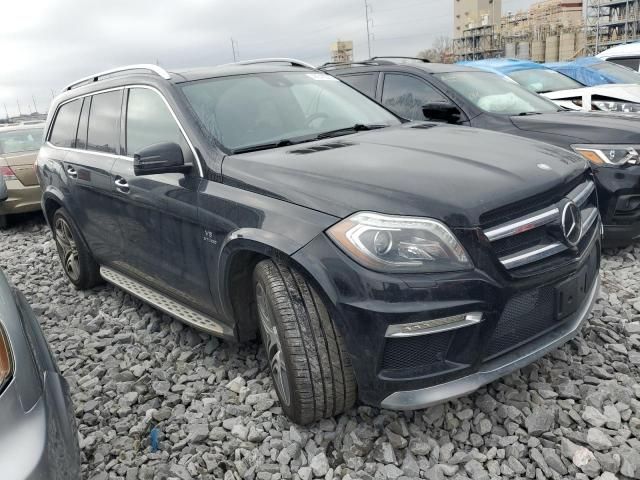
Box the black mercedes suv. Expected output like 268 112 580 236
324 57 640 247
36 60 600 424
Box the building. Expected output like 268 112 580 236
454 0 502 38
454 0 585 62
330 40 354 63
586 0 640 55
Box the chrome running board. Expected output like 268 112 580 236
100 266 231 337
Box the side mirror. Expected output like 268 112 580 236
0 175 7 202
422 102 464 124
133 142 190 176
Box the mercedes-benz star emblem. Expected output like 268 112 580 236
561 201 582 247
537 163 552 171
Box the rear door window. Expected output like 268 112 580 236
125 88 189 157
87 90 122 154
49 99 82 148
340 73 378 98
381 74 447 120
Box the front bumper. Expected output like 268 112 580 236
293 220 601 408
0 289 80 480
0 180 42 215
382 274 598 409
594 164 640 246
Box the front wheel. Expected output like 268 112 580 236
253 259 357 424
52 208 101 290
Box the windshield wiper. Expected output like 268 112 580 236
316 123 388 139
517 111 543 116
231 139 296 154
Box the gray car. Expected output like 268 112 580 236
0 268 80 479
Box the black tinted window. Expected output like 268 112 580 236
340 74 377 98
49 100 82 148
609 57 640 72
87 90 122 154
126 88 188 156
381 74 446 120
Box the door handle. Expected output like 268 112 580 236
67 166 78 178
114 177 129 192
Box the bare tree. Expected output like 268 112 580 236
418 35 453 63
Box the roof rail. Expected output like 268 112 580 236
234 58 316 70
369 56 430 63
318 60 381 71
64 64 171 91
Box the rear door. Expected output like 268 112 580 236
62 90 123 264
109 86 213 314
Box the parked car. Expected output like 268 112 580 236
0 124 45 227
546 57 640 87
0 268 81 478
326 58 640 246
462 58 640 112
597 41 640 72
37 61 600 424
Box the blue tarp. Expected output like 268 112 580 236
458 59 547 75
545 57 639 86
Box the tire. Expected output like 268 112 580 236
253 259 357 424
0 215 7 229
52 208 101 290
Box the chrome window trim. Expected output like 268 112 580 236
499 242 566 269
47 84 204 177
45 142 131 161
385 312 483 338
484 206 559 242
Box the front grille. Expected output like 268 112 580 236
482 175 599 272
484 286 556 360
382 331 452 371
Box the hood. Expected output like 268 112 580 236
511 111 640 144
543 84 640 103
221 124 587 228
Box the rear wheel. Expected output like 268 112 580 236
253 259 357 424
52 208 100 290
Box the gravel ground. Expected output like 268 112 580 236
1 214 640 480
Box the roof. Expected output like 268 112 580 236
545 57 634 86
597 41 640 59
459 58 547 75
321 59 477 74
169 64 311 83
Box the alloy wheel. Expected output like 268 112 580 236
256 282 291 406
54 217 81 282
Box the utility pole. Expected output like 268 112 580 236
3 104 9 122
16 99 22 117
364 0 373 58
50 89 55 100
32 95 38 114
230 37 239 62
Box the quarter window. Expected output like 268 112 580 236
381 74 446 121
49 100 82 148
125 88 188 156
87 90 122 154
340 73 378 98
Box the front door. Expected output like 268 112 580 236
109 87 213 315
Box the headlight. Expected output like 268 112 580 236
592 100 640 113
0 324 12 392
327 212 472 273
572 145 640 166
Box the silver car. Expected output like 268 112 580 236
0 268 80 479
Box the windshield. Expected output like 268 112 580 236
508 68 584 93
0 128 43 154
181 71 400 152
590 61 640 84
436 71 560 115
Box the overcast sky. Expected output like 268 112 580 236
2 0 533 118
